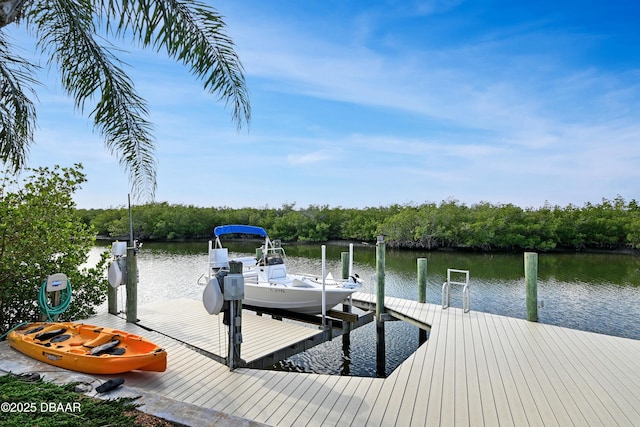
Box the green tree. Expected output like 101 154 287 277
0 164 110 334
0 0 250 199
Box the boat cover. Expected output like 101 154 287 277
213 224 268 237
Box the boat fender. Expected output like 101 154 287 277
90 340 120 355
35 328 66 341
96 377 125 393
203 277 224 315
108 261 123 288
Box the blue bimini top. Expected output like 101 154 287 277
213 224 268 238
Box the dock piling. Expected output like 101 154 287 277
375 236 386 377
525 252 538 322
108 286 117 315
341 252 349 279
376 236 385 319
125 246 138 322
417 258 427 303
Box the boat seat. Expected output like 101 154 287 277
269 267 287 280
24 325 46 335
50 334 71 343
90 340 120 356
84 334 119 348
35 328 66 341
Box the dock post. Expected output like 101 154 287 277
125 246 138 322
375 236 386 377
341 252 349 279
417 258 429 343
340 248 352 372
376 236 385 319
417 258 427 303
525 252 538 322
108 286 118 315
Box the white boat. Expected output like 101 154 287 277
200 225 361 315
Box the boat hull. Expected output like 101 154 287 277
243 284 355 314
7 322 167 375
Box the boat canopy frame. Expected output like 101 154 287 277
212 225 284 260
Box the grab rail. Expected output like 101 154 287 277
441 269 470 313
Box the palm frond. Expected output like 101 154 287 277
0 30 38 171
30 0 157 200
102 0 251 130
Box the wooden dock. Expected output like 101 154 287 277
3 293 640 426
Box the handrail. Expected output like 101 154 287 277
441 269 470 313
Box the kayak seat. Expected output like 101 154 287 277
50 334 71 343
84 334 119 348
24 325 46 335
35 328 66 341
90 340 120 356
105 347 126 356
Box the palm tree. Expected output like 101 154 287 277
0 0 250 199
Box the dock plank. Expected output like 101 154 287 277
3 293 637 427
513 319 590 426
281 374 342 426
494 314 558 426
136 298 323 365
424 305 450 425
462 310 483 427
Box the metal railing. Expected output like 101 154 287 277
442 269 470 313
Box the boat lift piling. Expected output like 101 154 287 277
340 244 356 346
417 258 429 343
226 261 244 370
341 252 350 281
376 236 386 377
107 195 139 322
125 245 138 323
321 245 327 328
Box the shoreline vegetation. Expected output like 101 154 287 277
78 197 640 253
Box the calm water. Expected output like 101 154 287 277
92 241 640 377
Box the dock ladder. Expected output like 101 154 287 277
442 269 470 313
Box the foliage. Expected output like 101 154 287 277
78 196 640 252
0 0 250 200
0 164 109 334
0 374 159 427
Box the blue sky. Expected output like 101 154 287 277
8 0 640 209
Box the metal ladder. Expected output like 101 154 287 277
441 269 470 313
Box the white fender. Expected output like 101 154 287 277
108 262 122 288
202 277 224 315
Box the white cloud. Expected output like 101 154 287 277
287 150 333 166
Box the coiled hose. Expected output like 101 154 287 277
38 279 72 322
0 278 72 340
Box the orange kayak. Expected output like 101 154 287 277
8 322 166 374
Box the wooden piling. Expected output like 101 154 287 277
525 252 538 322
126 246 138 322
417 258 427 303
375 236 386 376
108 286 118 315
341 252 349 279
376 236 385 318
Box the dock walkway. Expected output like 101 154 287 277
3 293 640 426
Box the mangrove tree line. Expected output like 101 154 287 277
77 197 640 252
